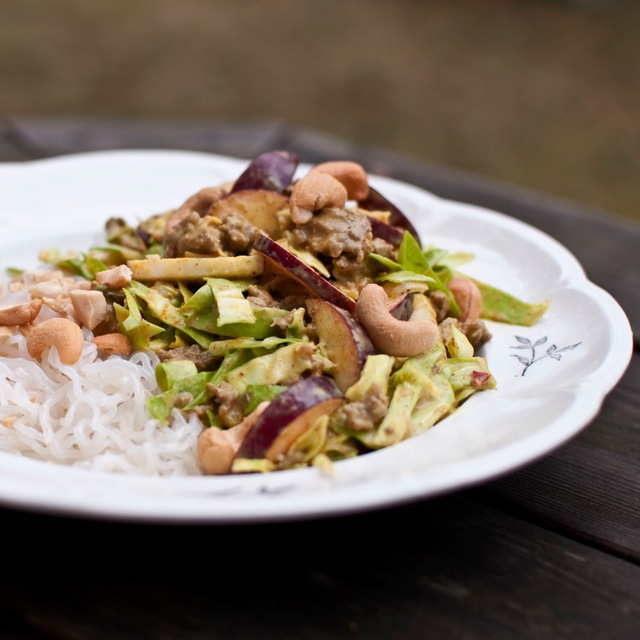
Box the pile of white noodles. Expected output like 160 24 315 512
0 329 204 475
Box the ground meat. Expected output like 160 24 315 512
291 206 376 291
164 212 223 257
371 236 399 261
429 290 450 323
157 344 219 371
174 393 194 409
460 319 492 349
270 308 317 340
270 309 297 332
335 388 388 433
440 317 492 349
274 342 326 380
293 207 374 262
191 403 217 421
222 214 260 253
206 381 245 428
246 284 280 308
330 254 373 290
279 293 312 311
164 212 258 258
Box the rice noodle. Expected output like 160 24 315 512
0 330 203 476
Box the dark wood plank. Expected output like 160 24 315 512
0 609 45 640
1 496 639 639
473 351 640 560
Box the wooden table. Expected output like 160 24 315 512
0 118 638 639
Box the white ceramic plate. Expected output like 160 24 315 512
0 150 632 523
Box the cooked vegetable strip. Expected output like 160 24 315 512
466 276 550 326
396 346 458 437
127 255 264 281
114 289 165 350
243 384 287 414
207 279 255 326
148 370 216 424
224 342 328 394
148 350 249 424
208 336 297 357
180 280 288 339
127 281 213 348
359 382 421 449
156 360 199 392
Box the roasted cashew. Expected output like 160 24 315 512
447 276 482 322
289 160 370 225
197 427 237 475
0 299 42 326
95 264 133 289
289 172 348 224
26 317 84 365
197 402 268 474
92 332 132 356
356 284 438 357
69 289 108 330
308 161 370 201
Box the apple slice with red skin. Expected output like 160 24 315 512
231 150 299 194
234 375 343 462
359 186 421 245
367 216 405 248
306 298 374 392
209 190 288 239
389 293 414 321
253 233 357 315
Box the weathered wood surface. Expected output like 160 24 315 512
3 496 640 640
0 118 638 639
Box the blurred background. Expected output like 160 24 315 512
1 0 638 222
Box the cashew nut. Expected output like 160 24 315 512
289 160 371 225
92 332 132 356
197 427 237 475
27 317 84 365
309 161 370 201
95 264 132 289
197 402 268 474
289 172 348 224
0 299 42 326
356 284 438 357
447 276 482 322
69 289 108 330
